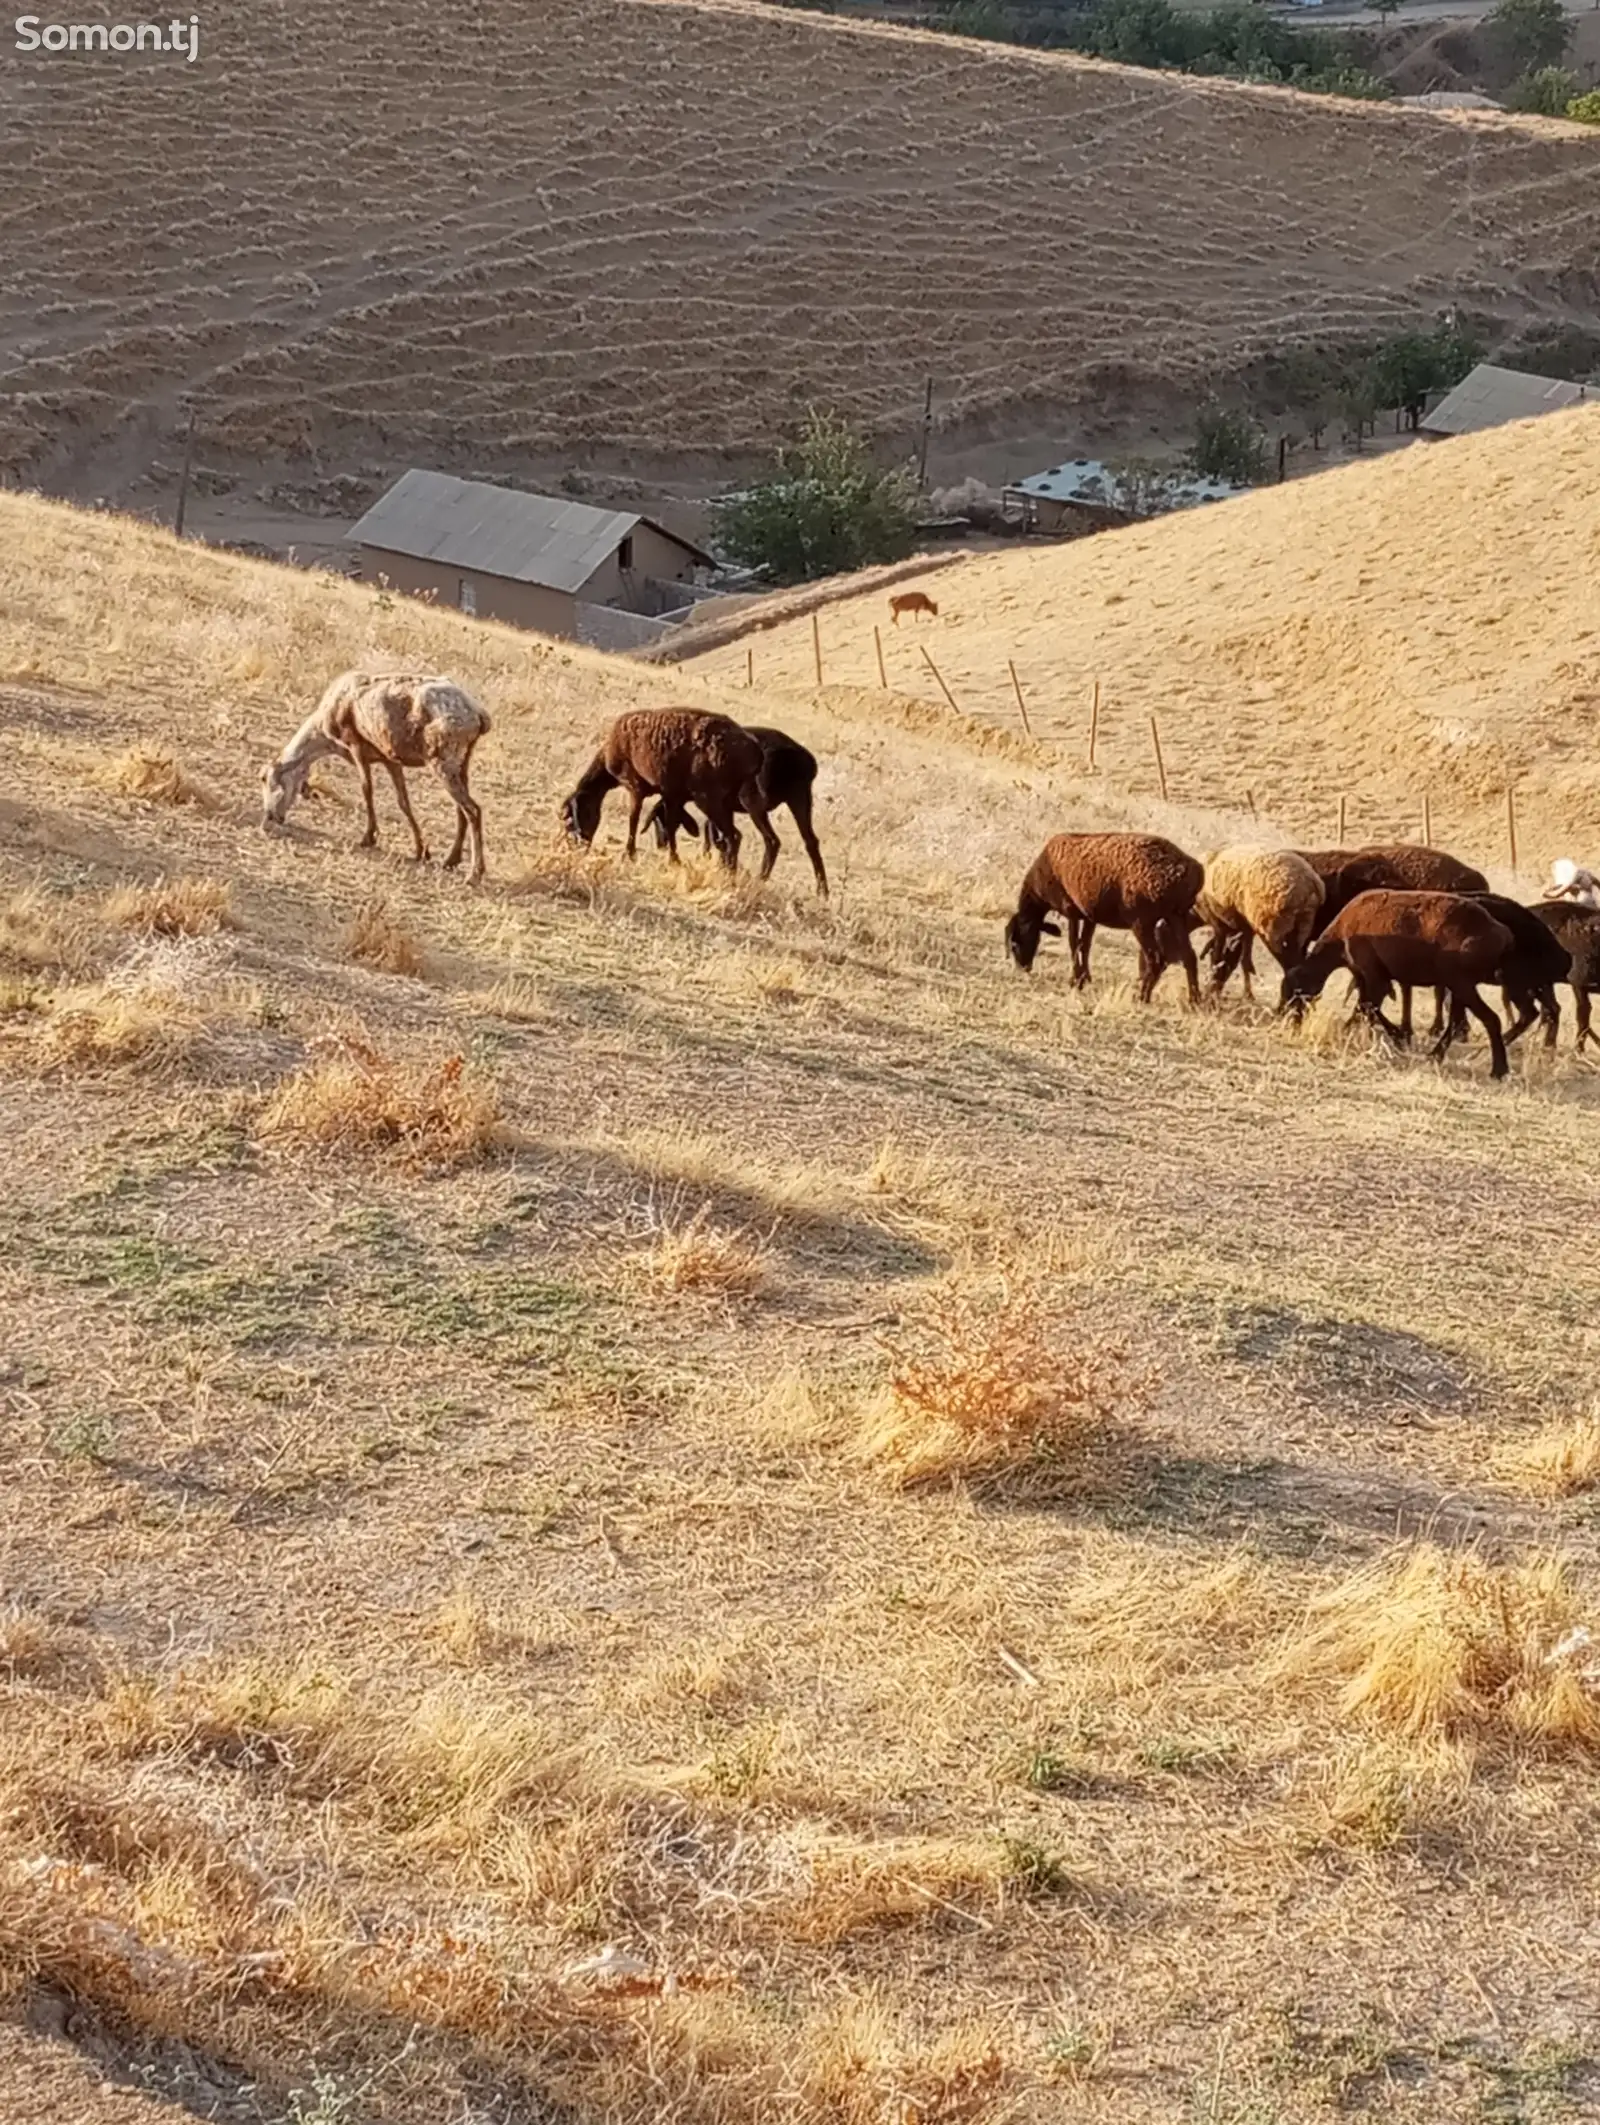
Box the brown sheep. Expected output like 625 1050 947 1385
1279 890 1514 1078
642 724 828 895
889 591 938 624
1296 843 1490 1038
1529 900 1600 1050
1005 832 1203 1005
261 670 490 881
562 709 775 874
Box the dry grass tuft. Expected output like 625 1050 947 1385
0 887 100 978
100 747 223 811
777 1830 1002 1945
104 875 232 938
1303 1736 1473 1851
256 1032 503 1169
1499 1417 1600 1498
467 975 542 1024
638 1204 771 1301
25 980 203 1075
346 897 429 979
855 1278 1131 1488
430 1585 568 1667
1286 1545 1600 1753
0 1605 73 1683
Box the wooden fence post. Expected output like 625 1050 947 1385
1506 786 1518 875
919 645 960 716
874 625 887 690
173 400 197 539
1338 794 1347 844
1245 789 1257 819
1422 793 1431 848
1088 679 1100 771
1008 659 1032 736
1148 714 1169 803
811 611 823 688
746 646 753 689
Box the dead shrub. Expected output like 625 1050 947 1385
104 876 232 938
26 981 203 1075
1285 1545 1600 1754
346 897 428 978
256 1032 503 1168
0 887 100 978
100 748 223 811
639 1204 771 1301
855 1278 1131 1488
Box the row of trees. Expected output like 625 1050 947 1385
713 326 1483 580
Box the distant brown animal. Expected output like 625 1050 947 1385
562 708 775 874
1005 831 1203 1005
261 669 490 881
1280 890 1515 1078
889 591 938 625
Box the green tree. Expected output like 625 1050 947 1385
1485 0 1572 72
1189 404 1269 486
712 411 919 585
1363 0 1402 23
1505 64 1580 111
1567 89 1600 124
1370 324 1478 429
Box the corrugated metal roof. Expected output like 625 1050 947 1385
1421 363 1590 439
1003 458 1242 510
348 468 711 592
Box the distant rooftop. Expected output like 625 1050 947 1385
1004 457 1245 513
1421 362 1591 440
348 468 713 592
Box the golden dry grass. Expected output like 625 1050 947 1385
255 1034 502 1168
1499 1416 1600 1498
103 876 232 938
23 980 205 1075
1286 1546 1600 1753
5 486 1600 2120
637 1204 772 1300
345 896 429 978
98 748 223 813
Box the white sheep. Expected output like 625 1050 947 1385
1546 859 1600 910
1195 844 1326 1001
261 670 491 881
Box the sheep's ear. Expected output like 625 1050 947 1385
1040 919 1062 938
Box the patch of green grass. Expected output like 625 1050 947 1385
1138 1734 1236 1776
998 1836 1071 1897
51 1410 116 1463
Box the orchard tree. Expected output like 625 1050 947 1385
1486 0 1572 72
713 411 920 584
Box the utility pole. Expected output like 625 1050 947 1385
916 376 934 491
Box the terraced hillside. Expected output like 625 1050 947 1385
4 477 1600 2122
2 0 1598 508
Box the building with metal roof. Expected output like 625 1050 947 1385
1420 363 1591 442
1002 457 1245 534
348 468 715 638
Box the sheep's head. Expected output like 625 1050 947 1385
1004 910 1060 971
1277 946 1337 1022
562 786 605 846
261 754 308 828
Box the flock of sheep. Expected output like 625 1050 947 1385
259 671 1600 1081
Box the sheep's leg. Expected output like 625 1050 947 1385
1155 917 1201 1007
1454 985 1508 1079
1500 987 1542 1048
1134 918 1164 1005
624 784 647 862
742 786 782 880
786 788 828 898
702 796 741 873
1428 986 1448 1039
1396 985 1415 1045
1576 986 1594 1052
1070 916 1095 989
1206 927 1236 995
1238 933 1256 1002
383 761 430 863
436 761 484 880
354 751 380 850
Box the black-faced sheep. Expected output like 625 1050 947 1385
562 709 775 875
1195 845 1324 1000
1005 832 1203 1005
642 725 828 896
1531 900 1600 1050
261 670 490 881
1279 890 1515 1078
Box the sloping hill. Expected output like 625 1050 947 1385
3 0 1598 505
687 406 1600 866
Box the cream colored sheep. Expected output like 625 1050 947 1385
1196 845 1325 1001
261 670 490 881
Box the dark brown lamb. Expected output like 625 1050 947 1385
562 709 775 874
1280 890 1515 1078
1296 843 1491 1038
1005 832 1203 1004
642 724 828 895
1529 900 1600 1051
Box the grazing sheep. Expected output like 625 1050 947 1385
1531 900 1600 1050
1195 845 1324 1000
1296 843 1490 1038
1440 894 1571 1051
1547 859 1600 910
889 591 938 624
562 709 775 874
642 725 828 896
261 670 490 881
1005 832 1203 1005
1280 890 1515 1079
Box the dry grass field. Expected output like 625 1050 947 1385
5 452 1600 2123
690 404 1600 864
3 0 1600 510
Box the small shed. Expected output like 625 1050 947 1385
1420 363 1591 441
1003 457 1243 535
348 468 715 637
